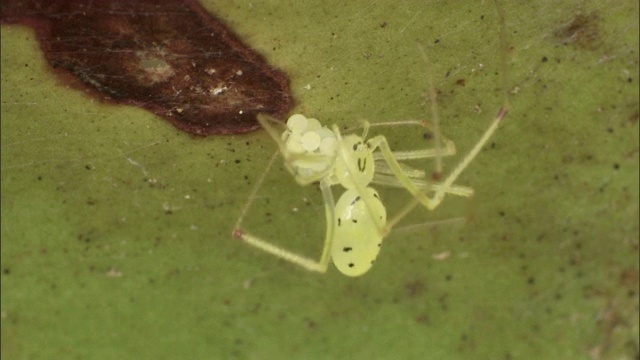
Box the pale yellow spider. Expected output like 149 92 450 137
233 2 510 277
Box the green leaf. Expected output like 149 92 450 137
2 1 638 359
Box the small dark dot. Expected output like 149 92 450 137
337 218 342 226
348 263 354 268
352 219 358 223
628 77 633 83
613 163 620 170
234 159 241 164
434 39 440 44
85 164 92 170
3 268 10 275
343 247 353 252
542 56 548 63
377 243 381 247
527 277 535 285
499 210 506 217
480 15 484 20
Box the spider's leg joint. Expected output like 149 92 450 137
497 107 509 120
232 228 244 239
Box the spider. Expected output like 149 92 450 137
232 2 510 277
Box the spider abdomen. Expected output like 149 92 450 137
331 188 387 276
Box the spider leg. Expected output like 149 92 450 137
375 139 455 162
375 159 428 178
372 173 474 197
232 154 336 272
419 43 444 176
377 105 508 231
374 152 473 197
233 150 280 233
371 0 511 231
345 119 456 162
435 107 508 203
367 134 444 212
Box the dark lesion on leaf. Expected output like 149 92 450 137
1 0 295 135
554 11 602 50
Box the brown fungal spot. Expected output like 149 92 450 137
1 0 295 135
554 11 601 50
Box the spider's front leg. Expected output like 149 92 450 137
367 135 445 211
368 104 508 231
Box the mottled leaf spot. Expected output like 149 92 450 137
1 0 294 135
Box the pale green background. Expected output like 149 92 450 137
2 1 638 359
